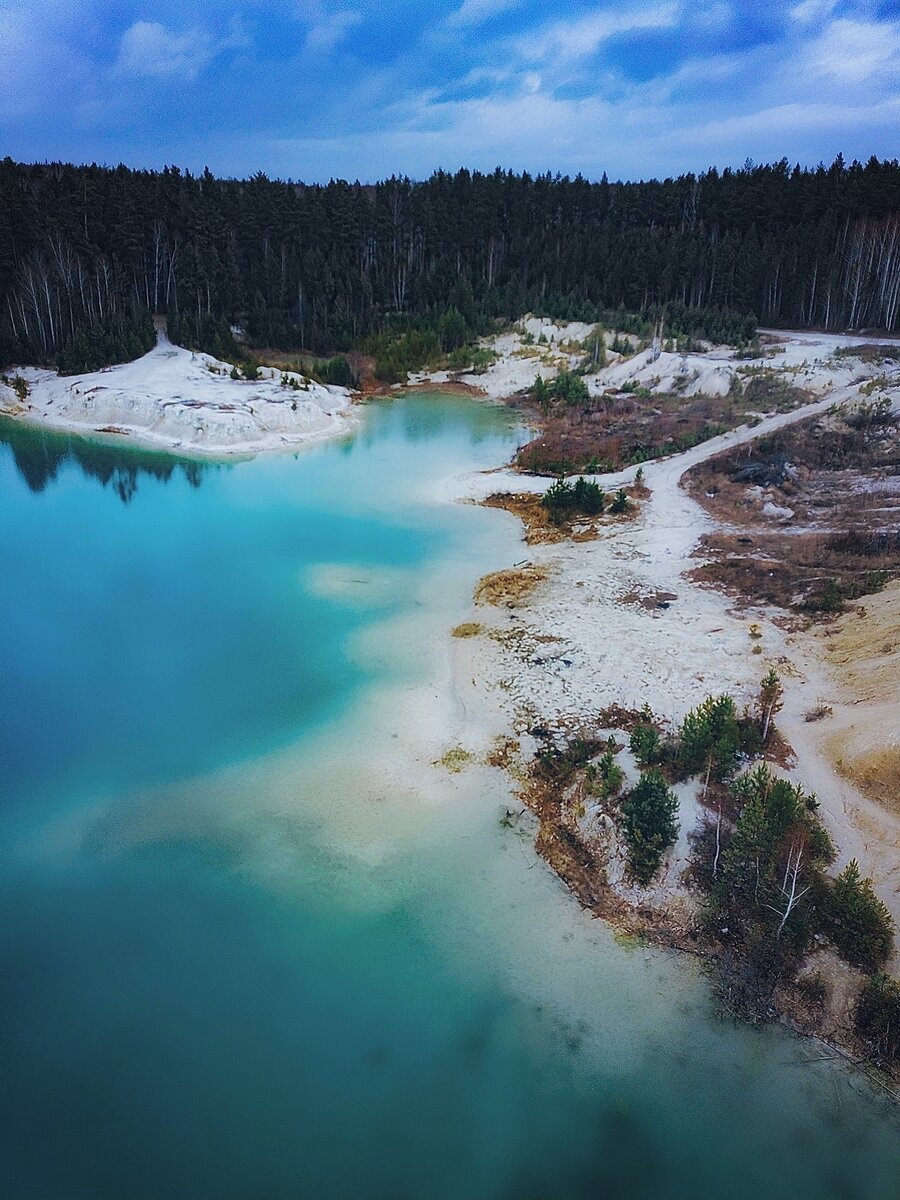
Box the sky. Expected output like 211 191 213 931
1 0 898 182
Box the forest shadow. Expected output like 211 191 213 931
0 417 216 502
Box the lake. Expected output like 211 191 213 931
1 397 897 1200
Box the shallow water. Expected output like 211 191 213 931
1 400 897 1200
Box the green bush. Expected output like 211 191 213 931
710 765 833 955
629 722 661 767
552 370 590 406
2 373 28 400
167 312 241 363
57 313 155 375
309 355 357 387
448 344 497 373
541 476 605 522
854 974 900 1065
622 768 679 884
588 748 624 799
818 860 895 972
678 694 742 784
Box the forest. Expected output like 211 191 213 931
0 154 898 372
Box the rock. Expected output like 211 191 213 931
762 501 795 520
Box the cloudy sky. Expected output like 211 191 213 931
2 0 898 181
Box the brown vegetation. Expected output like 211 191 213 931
685 405 900 613
451 621 484 638
513 371 813 475
817 581 900 815
482 489 639 544
474 564 549 607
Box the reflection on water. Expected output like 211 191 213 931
0 416 213 501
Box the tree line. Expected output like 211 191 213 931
0 154 897 372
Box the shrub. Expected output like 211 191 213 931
844 397 895 431
3 373 28 400
588 748 624 799
581 330 607 370
374 352 406 385
815 578 845 613
854 974 900 1065
448 345 497 373
310 355 357 387
57 313 156 374
610 489 629 513
709 765 833 957
678 694 742 784
622 768 679 884
551 369 590 407
796 971 827 1007
541 476 605 522
818 860 895 972
629 722 661 767
758 669 783 742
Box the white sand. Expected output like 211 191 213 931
0 328 356 456
409 317 900 408
441 335 900 939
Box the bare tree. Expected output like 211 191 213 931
767 834 810 939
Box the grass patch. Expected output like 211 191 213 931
435 747 474 773
452 621 484 638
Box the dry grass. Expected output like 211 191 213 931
451 621 483 638
512 375 813 476
618 588 677 610
830 744 900 816
816 581 900 814
485 736 520 770
685 408 900 613
474 564 549 607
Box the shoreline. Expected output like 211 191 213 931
0 331 360 461
0 405 360 463
435 345 900 1084
5 320 897 1073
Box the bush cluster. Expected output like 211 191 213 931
622 768 680 884
541 476 606 521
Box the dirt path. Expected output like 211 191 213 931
459 378 899 963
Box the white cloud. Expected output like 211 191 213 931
802 16 900 83
519 3 680 66
669 97 900 145
445 0 522 28
790 0 838 24
115 20 244 81
304 9 362 53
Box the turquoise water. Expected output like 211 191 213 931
1 400 897 1200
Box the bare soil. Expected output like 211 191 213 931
684 408 900 612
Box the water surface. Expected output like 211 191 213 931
1 400 897 1200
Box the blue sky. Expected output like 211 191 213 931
2 0 898 181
